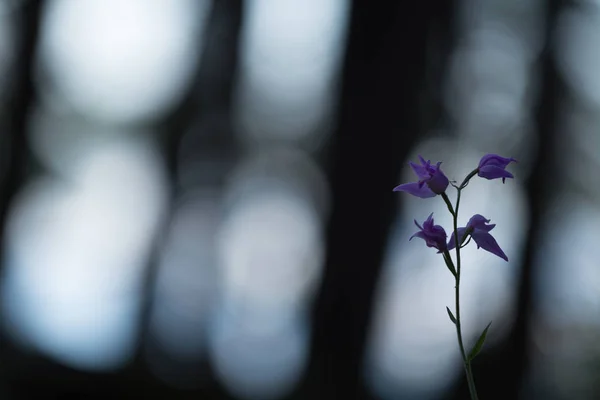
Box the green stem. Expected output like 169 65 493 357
452 189 478 400
443 170 480 400
460 169 479 189
466 361 478 399
441 192 455 217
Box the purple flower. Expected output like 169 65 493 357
477 154 517 183
410 212 448 253
393 155 449 198
448 214 508 261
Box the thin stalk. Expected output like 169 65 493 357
452 188 478 400
442 169 480 400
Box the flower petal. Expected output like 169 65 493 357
413 219 424 230
409 161 430 181
478 154 517 169
426 168 450 194
471 231 508 261
409 213 448 252
447 227 468 250
409 231 427 241
467 214 495 232
393 182 436 198
422 212 435 229
478 165 514 181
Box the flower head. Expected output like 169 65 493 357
477 154 517 183
448 214 508 261
393 155 449 198
410 212 447 253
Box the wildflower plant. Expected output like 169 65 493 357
393 153 516 400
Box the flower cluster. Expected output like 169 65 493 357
394 153 515 261
409 212 447 253
393 155 449 198
393 152 515 399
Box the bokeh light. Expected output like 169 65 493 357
445 0 542 162
145 190 221 388
36 0 210 125
206 147 328 398
1 136 167 371
233 0 349 147
556 5 600 107
209 305 309 400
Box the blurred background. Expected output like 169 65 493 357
0 0 597 399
